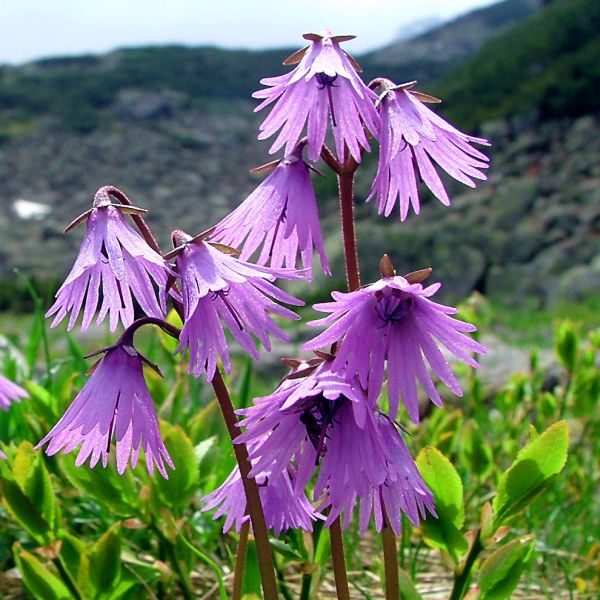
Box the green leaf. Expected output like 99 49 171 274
555 321 579 372
13 442 56 531
58 532 85 583
398 567 423 600
416 446 468 563
0 477 52 544
88 526 122 598
493 421 569 525
460 420 493 480
14 546 73 600
154 424 199 513
59 453 140 516
269 538 303 561
479 536 535 600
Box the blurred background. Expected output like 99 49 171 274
0 0 598 324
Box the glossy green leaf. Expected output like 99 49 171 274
479 536 535 600
89 526 122 598
155 424 199 513
461 420 493 479
416 446 468 562
59 453 140 516
493 421 569 525
14 546 73 600
13 442 56 531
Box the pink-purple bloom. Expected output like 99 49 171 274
232 360 434 535
203 465 319 534
36 345 174 478
212 147 330 278
172 233 303 381
305 275 487 423
368 81 490 220
254 32 379 163
46 204 171 332
0 374 27 411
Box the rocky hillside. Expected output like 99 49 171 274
0 0 597 311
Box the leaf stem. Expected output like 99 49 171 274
449 529 483 600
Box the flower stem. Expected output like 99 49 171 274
329 518 351 600
233 520 250 600
338 170 361 291
382 520 400 600
211 368 279 600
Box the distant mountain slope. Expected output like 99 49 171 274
361 0 542 83
436 0 600 128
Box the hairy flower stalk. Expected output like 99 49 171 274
212 140 330 278
368 79 490 220
36 319 174 477
254 31 379 163
46 191 171 331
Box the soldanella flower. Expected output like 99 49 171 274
235 359 433 534
168 230 303 381
305 258 487 422
254 31 379 163
0 374 27 411
315 403 435 535
368 80 490 220
47 192 171 331
212 141 330 278
203 464 319 534
36 338 174 478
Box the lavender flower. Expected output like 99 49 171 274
170 231 303 381
0 374 27 411
46 203 171 332
315 403 435 535
254 32 379 163
368 81 490 220
203 466 319 534
36 344 174 478
212 146 330 278
305 269 487 423
235 360 433 534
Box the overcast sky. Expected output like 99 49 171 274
1 0 498 65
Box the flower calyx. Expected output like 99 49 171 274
282 349 335 381
164 227 240 261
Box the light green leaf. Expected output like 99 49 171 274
416 447 468 563
479 536 535 600
14 546 73 600
493 421 569 526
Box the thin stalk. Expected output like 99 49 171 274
53 557 82 600
211 368 279 600
179 534 228 600
329 518 351 600
449 530 483 600
382 522 400 600
233 520 250 600
338 170 361 291
153 524 194 600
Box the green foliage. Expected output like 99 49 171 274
436 0 600 128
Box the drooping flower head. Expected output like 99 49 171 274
203 464 320 535
0 374 27 411
211 141 330 278
168 229 304 382
36 335 174 478
368 80 490 221
234 359 434 535
305 257 487 423
254 31 379 163
46 188 172 331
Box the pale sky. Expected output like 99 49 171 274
0 0 498 65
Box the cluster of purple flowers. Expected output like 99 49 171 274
26 30 489 536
